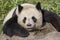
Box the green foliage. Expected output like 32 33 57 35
0 0 60 33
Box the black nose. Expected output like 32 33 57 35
27 24 31 26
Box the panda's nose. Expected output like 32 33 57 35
27 24 31 26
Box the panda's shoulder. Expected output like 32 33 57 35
3 7 17 24
41 9 58 17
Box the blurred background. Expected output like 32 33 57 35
0 0 60 33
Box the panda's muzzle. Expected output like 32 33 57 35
27 24 32 26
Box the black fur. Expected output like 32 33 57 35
23 17 26 23
3 6 29 37
32 16 37 23
36 2 41 10
42 9 60 32
18 5 23 13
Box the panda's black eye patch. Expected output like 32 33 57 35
32 16 37 23
23 17 26 23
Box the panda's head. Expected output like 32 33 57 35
16 2 43 31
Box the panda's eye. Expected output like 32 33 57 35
32 16 37 23
23 17 26 23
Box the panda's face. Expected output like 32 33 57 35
17 4 42 31
17 8 42 31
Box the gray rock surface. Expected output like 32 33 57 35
0 23 59 40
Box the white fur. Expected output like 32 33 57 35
3 3 35 25
16 3 35 16
16 3 43 29
17 6 42 29
3 3 43 30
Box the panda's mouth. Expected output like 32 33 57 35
26 28 39 32
26 26 37 32
25 25 36 31
26 28 32 29
26 27 34 31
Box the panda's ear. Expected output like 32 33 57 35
18 5 23 13
36 2 41 10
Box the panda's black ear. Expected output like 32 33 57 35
36 2 41 10
18 5 23 13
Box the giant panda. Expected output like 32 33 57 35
2 2 43 37
1 2 60 40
